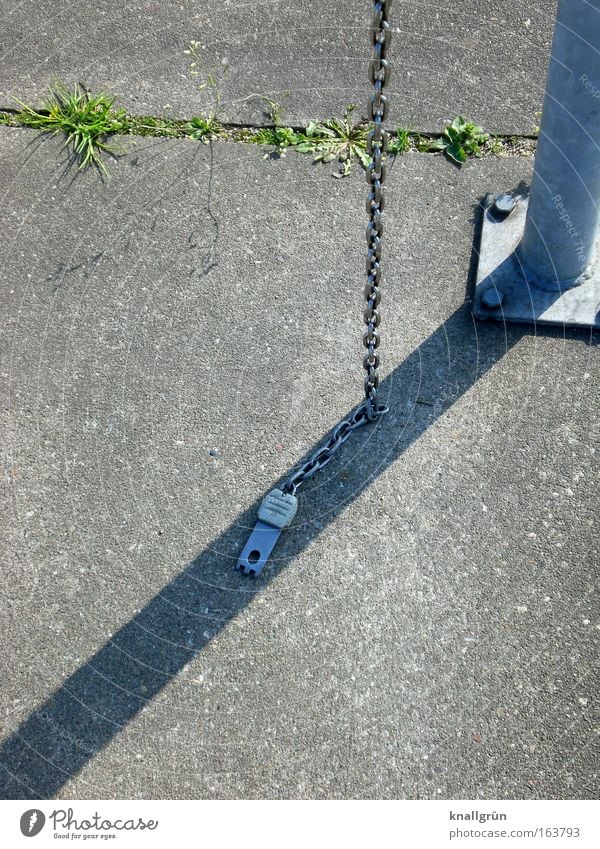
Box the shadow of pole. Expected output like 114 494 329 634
0 299 529 799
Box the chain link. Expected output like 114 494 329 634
283 0 391 496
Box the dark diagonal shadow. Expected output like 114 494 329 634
3 180 596 798
0 298 528 799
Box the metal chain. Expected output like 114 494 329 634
364 0 391 418
283 405 373 496
282 0 391 498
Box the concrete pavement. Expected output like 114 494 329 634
0 128 597 798
0 1 552 133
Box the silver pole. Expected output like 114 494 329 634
517 0 600 289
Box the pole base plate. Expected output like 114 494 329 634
473 194 600 329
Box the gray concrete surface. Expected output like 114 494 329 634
0 1 552 133
0 127 598 799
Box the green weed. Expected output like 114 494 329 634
485 135 506 156
183 115 223 142
13 82 124 174
428 116 489 164
296 105 369 176
247 125 304 157
185 41 230 119
388 127 412 155
233 94 286 126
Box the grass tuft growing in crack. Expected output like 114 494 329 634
388 127 412 154
13 82 125 174
0 86 537 176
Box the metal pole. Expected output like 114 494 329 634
473 0 600 327
518 0 600 289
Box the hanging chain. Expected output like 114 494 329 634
282 0 390 498
283 405 375 495
364 0 391 420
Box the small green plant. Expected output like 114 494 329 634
185 44 288 144
183 115 223 142
235 94 285 126
296 105 369 176
13 82 124 173
428 116 489 165
388 127 411 155
249 125 303 157
261 95 285 127
485 135 506 156
185 41 230 119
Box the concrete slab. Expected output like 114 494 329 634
0 128 598 800
0 1 552 133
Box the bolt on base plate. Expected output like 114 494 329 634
473 194 600 329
